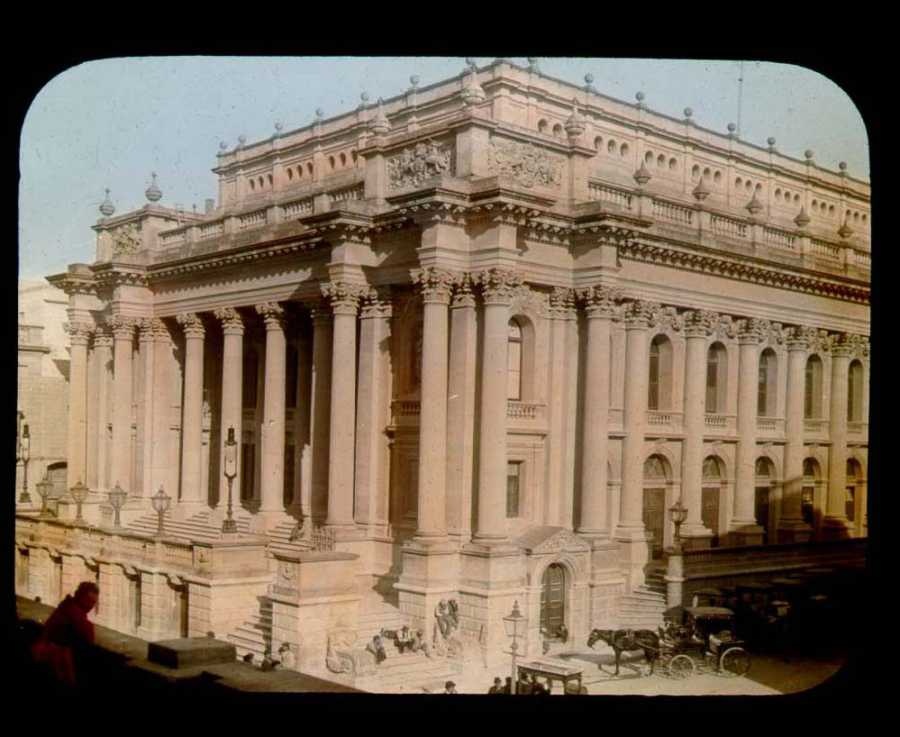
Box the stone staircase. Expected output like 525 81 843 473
615 585 667 630
125 509 252 542
226 599 273 662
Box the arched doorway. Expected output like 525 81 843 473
754 458 775 544
540 564 566 639
643 455 669 558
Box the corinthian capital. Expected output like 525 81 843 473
65 321 93 345
107 315 137 340
176 312 206 338
474 268 523 306
682 309 718 338
785 325 828 352
450 273 476 309
622 300 661 328
321 281 367 315
829 332 856 357
214 307 245 335
92 327 114 349
736 318 769 344
548 287 576 318
411 267 455 304
577 285 621 318
360 287 393 319
255 302 286 330
138 317 169 341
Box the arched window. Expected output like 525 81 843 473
552 123 563 138
845 459 861 523
755 457 775 544
758 348 777 417
508 319 522 400
648 335 673 411
706 342 727 413
802 458 819 528
538 119 549 134
702 456 723 546
804 355 823 419
848 360 863 422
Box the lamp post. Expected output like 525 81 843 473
665 499 689 609
152 486 171 537
18 423 31 505
503 600 526 693
222 426 238 535
36 473 53 518
70 480 89 525
108 483 127 529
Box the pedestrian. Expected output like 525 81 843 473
366 634 387 664
31 581 99 689
443 680 457 694
488 677 504 694
278 642 296 670
503 676 513 694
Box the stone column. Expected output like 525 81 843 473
85 339 99 491
446 275 477 542
545 288 572 527
147 319 174 497
615 301 656 588
256 302 287 516
322 282 365 531
292 327 312 514
823 333 852 537
309 303 333 523
679 310 716 546
473 268 521 545
412 268 454 543
65 321 92 489
214 308 244 508
779 327 813 542
577 285 619 537
354 288 392 530
176 313 205 507
93 329 113 491
730 319 767 543
110 316 136 494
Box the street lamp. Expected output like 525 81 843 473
70 480 89 525
151 486 171 537
503 600 526 693
108 483 127 529
222 426 238 535
18 424 31 504
36 473 53 517
665 499 689 609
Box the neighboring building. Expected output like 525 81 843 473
17 60 869 687
17 279 70 503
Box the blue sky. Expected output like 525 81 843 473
18 57 869 280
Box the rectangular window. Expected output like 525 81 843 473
757 363 768 417
845 486 855 522
706 359 718 413
507 462 521 518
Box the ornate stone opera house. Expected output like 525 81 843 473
16 60 869 686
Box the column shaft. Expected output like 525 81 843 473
150 321 173 496
110 318 135 494
309 308 332 522
94 334 113 491
824 343 851 533
257 303 287 513
733 326 763 529
618 315 650 529
779 330 812 540
178 314 205 505
215 308 244 507
66 324 91 488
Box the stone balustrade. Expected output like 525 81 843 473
804 418 830 438
811 238 842 261
703 413 736 434
588 181 634 211
652 198 694 225
710 213 748 239
847 421 868 439
646 410 683 433
757 416 785 437
764 226 797 251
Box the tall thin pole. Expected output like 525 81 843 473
736 61 745 138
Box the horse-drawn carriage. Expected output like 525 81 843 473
587 606 751 679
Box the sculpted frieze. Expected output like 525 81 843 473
387 139 453 190
487 138 562 189
111 223 141 256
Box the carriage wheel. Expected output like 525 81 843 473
720 647 751 677
668 654 695 679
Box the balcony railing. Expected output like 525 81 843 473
757 416 785 435
588 182 633 211
238 209 267 230
847 421 868 438
764 227 796 251
804 418 829 436
507 401 546 421
710 214 748 239
703 413 736 434
810 239 841 261
652 198 694 225
646 411 683 432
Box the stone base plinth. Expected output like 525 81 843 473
613 526 650 591
726 523 765 547
148 637 237 669
589 541 627 628
776 520 813 544
395 541 459 632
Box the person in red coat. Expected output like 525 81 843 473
31 582 99 688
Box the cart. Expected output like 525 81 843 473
658 606 751 678
515 659 588 694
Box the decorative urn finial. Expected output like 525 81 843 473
794 206 811 229
219 140 228 152
633 162 652 187
584 73 595 92
635 91 645 109
804 149 814 161
460 64 486 106
692 176 711 201
746 190 764 217
99 188 115 217
145 172 162 203
767 136 777 151
565 98 586 139
369 97 391 135
527 57 539 73
727 122 737 138
409 75 420 90
683 107 693 122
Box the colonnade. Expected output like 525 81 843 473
62 273 867 543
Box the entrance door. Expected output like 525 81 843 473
643 488 666 559
702 487 720 547
755 487 770 544
540 564 566 637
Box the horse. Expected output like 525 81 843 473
587 629 660 676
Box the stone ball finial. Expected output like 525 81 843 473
409 75 420 88
237 134 247 146
727 123 737 133
767 137 776 148
527 57 539 71
636 91 645 102
274 121 283 133
584 73 594 85
839 161 847 172
315 108 324 120
465 58 477 70
99 188 115 217
683 107 693 118
805 149 814 160
219 140 228 151
360 91 370 103
145 172 162 203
